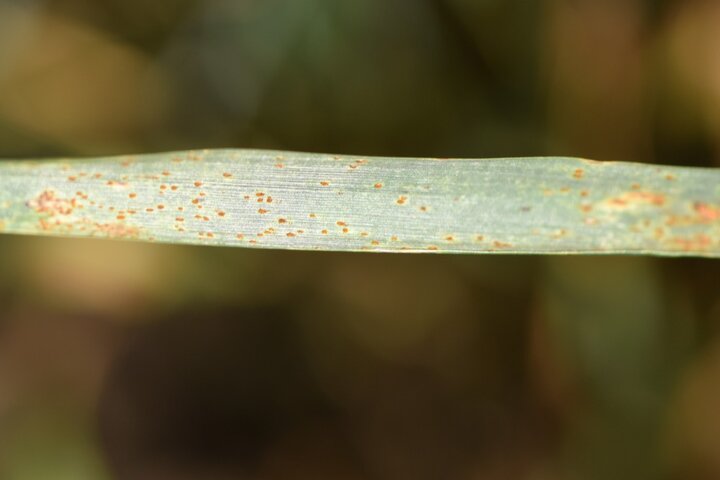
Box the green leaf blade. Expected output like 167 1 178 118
1 149 719 256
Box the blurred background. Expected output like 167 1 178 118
0 0 720 479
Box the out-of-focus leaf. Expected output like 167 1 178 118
0 149 718 256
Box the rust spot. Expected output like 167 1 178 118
192 198 200 205
176 217 185 222
236 234 245 240
249 240 257 244
666 174 677 181
258 208 268 214
278 218 288 224
116 215 126 220
342 228 349 234
419 206 428 212
28 190 75 216
321 229 329 235
360 232 369 237
275 163 284 169
162 171 171 176
671 234 712 251
336 221 347 227
475 235 484 242
320 181 330 187
67 176 77 182
93 173 102 179
286 232 296 238
580 190 589 197
391 235 399 242
171 185 179 191
223 172 232 178
194 181 203 187
309 213 317 219
146 208 154 213
493 241 512 249
396 196 408 205
129 193 137 199
256 192 265 197
694 202 720 221
157 204 165 210
95 222 140 239
607 191 666 208
580 204 593 213
427 246 439 251
374 183 383 189
257 198 264 203
244 195 250 200
217 211 226 217
631 183 641 190
445 235 455 242
371 240 380 246
160 184 167 190
266 196 273 203
297 229 305 234
573 169 584 179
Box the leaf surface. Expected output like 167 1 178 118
1 149 718 256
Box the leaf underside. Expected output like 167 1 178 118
0 149 718 257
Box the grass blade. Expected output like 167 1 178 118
0 149 718 256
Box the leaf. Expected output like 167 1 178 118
0 149 718 256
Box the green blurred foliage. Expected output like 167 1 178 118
1 1 720 479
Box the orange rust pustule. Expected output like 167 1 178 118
27 190 76 216
670 234 713 252
694 202 720 222
91 221 140 239
607 191 667 208
573 169 584 179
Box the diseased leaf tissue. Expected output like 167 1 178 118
0 149 719 257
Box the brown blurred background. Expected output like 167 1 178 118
1 1 720 479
